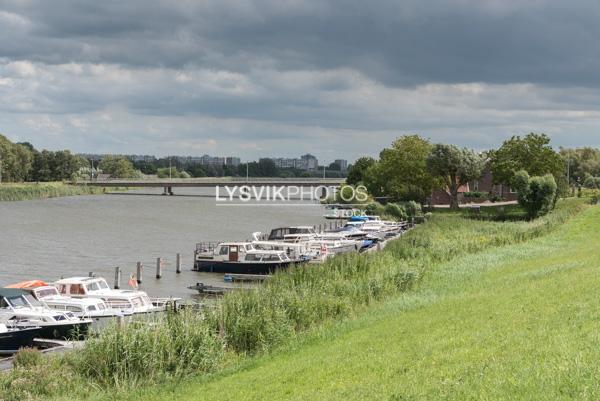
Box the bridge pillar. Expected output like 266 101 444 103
163 186 174 195
168 186 174 195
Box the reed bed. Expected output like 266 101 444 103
0 199 587 400
0 182 104 201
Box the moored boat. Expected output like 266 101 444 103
0 288 91 340
194 241 308 274
0 323 41 355
53 277 161 314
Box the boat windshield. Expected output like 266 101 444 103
24 294 43 307
245 244 254 251
6 296 28 308
86 280 109 292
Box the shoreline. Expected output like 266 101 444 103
0 182 108 202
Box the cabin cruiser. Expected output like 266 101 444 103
251 233 319 261
194 241 308 274
7 280 131 321
53 277 160 314
268 226 317 241
0 322 40 355
0 288 91 340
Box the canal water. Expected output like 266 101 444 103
0 188 328 299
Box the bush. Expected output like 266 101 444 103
12 348 41 369
513 170 557 219
399 200 421 218
583 176 600 189
464 191 487 198
384 203 407 220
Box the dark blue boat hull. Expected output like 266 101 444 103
194 260 307 275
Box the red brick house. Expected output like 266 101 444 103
429 165 517 206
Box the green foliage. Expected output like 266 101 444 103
31 150 86 181
72 310 225 386
346 157 375 185
156 167 185 178
0 134 33 182
362 135 437 203
463 191 487 198
490 133 564 185
0 182 104 201
98 156 136 178
560 147 600 185
583 176 600 189
427 144 485 209
513 170 558 218
12 348 42 369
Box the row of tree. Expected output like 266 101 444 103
348 133 586 215
0 135 89 182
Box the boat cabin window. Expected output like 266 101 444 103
86 282 100 292
70 284 85 295
219 246 229 255
97 280 110 290
245 254 260 261
264 254 281 261
35 287 60 299
244 244 254 251
68 305 83 312
86 305 97 312
57 284 67 294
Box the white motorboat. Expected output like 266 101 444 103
54 277 160 314
7 280 130 321
0 288 92 340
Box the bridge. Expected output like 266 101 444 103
79 177 346 195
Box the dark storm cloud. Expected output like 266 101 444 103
3 0 600 86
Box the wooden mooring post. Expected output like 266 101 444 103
114 266 121 289
136 262 143 284
156 257 162 279
176 253 182 274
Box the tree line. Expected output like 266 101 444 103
0 134 349 182
0 134 88 182
347 133 600 217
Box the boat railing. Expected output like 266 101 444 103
195 242 221 253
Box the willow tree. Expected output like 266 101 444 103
427 144 484 210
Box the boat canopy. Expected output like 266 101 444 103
349 216 369 222
6 280 48 289
0 288 28 298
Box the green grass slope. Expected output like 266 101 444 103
132 205 600 401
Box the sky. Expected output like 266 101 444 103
1 0 599 163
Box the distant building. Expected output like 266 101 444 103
268 154 319 171
299 154 318 170
334 159 348 171
225 157 241 166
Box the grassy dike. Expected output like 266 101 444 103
131 201 597 401
0 199 590 400
0 182 105 201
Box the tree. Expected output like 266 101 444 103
427 144 485 210
513 170 557 218
365 135 436 203
560 147 600 185
98 156 136 178
489 133 564 185
0 134 33 182
346 157 375 185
